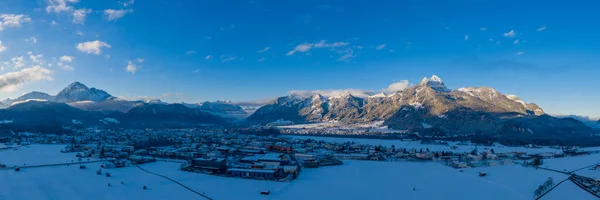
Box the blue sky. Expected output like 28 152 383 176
0 0 599 118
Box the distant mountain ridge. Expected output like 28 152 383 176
0 82 243 133
0 82 248 118
1 81 113 107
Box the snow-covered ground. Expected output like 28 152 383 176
289 135 563 154
542 153 600 178
543 180 598 200
0 162 199 200
0 145 83 166
1 144 598 200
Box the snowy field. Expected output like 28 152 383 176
0 145 85 166
543 180 598 200
288 135 563 154
542 153 600 178
1 144 598 200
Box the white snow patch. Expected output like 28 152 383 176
99 118 120 124
410 102 424 109
9 99 49 106
505 95 527 106
420 122 432 129
369 92 388 98
69 100 95 105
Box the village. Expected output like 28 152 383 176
1 127 599 184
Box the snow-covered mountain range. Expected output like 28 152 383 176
249 75 544 123
0 77 596 138
248 75 595 137
0 82 251 133
0 82 248 118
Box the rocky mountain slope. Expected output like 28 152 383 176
248 75 594 137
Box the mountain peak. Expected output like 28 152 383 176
419 75 449 92
334 91 354 99
312 93 325 100
54 82 111 103
65 81 89 90
419 75 443 85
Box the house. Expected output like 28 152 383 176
190 158 227 173
258 153 289 166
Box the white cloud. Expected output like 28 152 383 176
123 0 134 6
331 42 349 47
76 30 83 36
60 55 74 62
27 52 44 65
72 9 92 24
136 58 144 63
11 56 25 68
257 57 266 62
376 44 386 50
480 27 487 31
338 48 357 61
537 26 547 31
383 80 410 94
0 14 31 31
286 43 313 56
0 66 53 92
186 50 196 55
45 0 80 13
61 65 74 71
56 62 74 71
516 52 524 56
104 9 132 21
286 40 349 56
0 62 7 71
76 40 111 55
51 20 58 26
58 55 74 70
513 39 519 44
125 60 137 74
503 30 516 37
105 55 111 60
192 69 200 74
257 47 271 53
25 37 37 44
464 35 469 41
0 40 6 53
204 55 212 60
220 55 237 62
314 40 348 48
